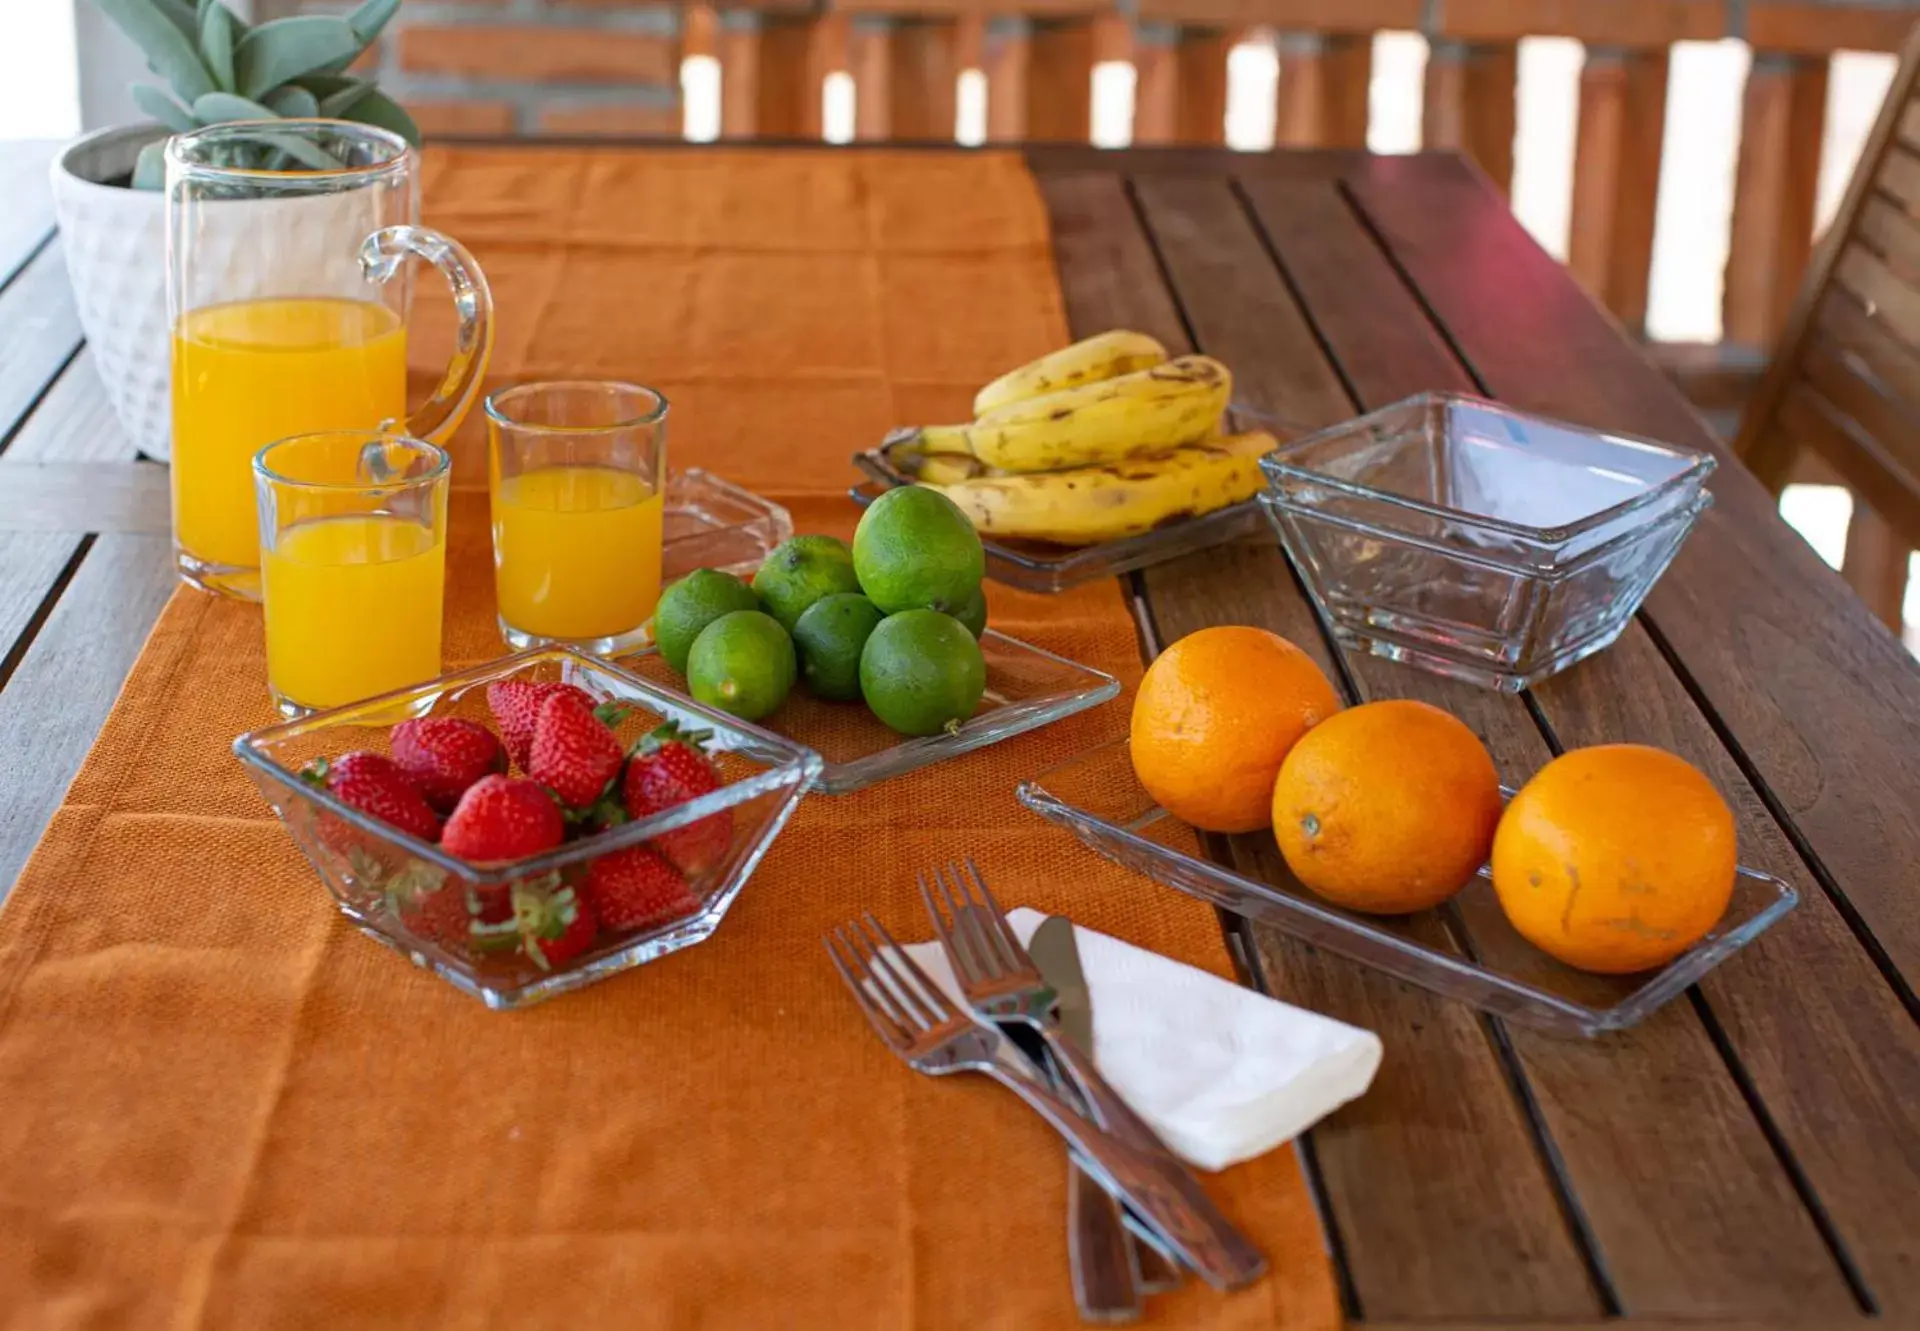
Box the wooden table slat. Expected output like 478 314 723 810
0 460 171 535
1128 169 1861 1321
1041 167 1609 1322
1345 157 1920 1011
0 240 83 450
0 141 57 292
4 348 133 466
1242 171 1920 1315
0 534 177 895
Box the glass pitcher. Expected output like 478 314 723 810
166 119 493 600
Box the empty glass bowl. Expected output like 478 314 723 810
1260 392 1715 692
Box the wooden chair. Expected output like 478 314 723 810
1736 21 1920 632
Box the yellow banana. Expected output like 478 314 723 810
899 355 1232 473
972 329 1169 418
877 437 1015 485
918 430 1277 546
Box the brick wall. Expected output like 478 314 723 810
271 1 687 139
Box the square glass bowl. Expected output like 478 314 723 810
235 649 822 1009
1018 740 1796 1037
622 630 1118 793
1260 393 1716 692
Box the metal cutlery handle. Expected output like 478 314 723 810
984 1060 1267 1291
1068 1159 1143 1322
1044 1034 1268 1290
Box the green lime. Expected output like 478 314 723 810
953 584 988 639
852 486 985 616
687 610 796 721
859 609 987 737
792 593 886 702
752 535 861 630
654 568 761 675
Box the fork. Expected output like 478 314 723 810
824 912 1266 1293
918 861 1268 1292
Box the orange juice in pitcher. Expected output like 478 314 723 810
172 296 407 575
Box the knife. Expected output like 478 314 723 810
1030 916 1185 1315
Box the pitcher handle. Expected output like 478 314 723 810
359 224 495 448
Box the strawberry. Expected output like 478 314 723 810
303 751 440 843
582 845 700 933
511 877 598 971
487 680 593 771
388 864 510 952
528 689 626 809
442 774 566 863
622 723 733 875
390 717 506 813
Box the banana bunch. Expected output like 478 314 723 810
880 330 1269 545
889 354 1232 474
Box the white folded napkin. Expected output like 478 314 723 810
905 908 1383 1172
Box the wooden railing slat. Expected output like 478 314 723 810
1273 30 1372 149
1422 39 1518 195
887 18 961 139
1567 45 1668 334
1135 23 1232 145
1026 18 1096 141
1725 51 1828 350
1840 496 1913 631
719 11 826 138
982 17 1031 142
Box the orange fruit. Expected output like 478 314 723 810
1129 626 1340 834
1491 744 1736 974
1271 699 1502 914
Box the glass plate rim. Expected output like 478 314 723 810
1016 738 1800 1036
621 628 1122 794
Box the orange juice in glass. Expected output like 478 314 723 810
255 432 449 716
486 382 668 656
166 119 493 600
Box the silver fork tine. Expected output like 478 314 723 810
851 915 938 1032
917 870 981 985
825 926 909 1050
961 858 1027 974
941 861 1008 979
863 911 962 1024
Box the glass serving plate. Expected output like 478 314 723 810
663 468 793 580
849 454 1267 594
1260 393 1716 692
236 648 822 1010
1017 739 1797 1037
622 631 1119 794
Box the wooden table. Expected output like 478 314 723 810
5 139 1917 1329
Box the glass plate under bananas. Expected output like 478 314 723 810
849 453 1268 593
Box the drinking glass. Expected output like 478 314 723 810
255 431 450 717
168 119 493 600
486 381 670 656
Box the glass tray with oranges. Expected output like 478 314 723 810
1017 738 1798 1037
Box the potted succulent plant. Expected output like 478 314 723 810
50 0 417 462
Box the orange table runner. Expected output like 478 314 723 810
0 148 1338 1329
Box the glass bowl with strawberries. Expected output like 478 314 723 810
235 647 823 1008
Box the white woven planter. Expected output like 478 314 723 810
50 123 171 462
